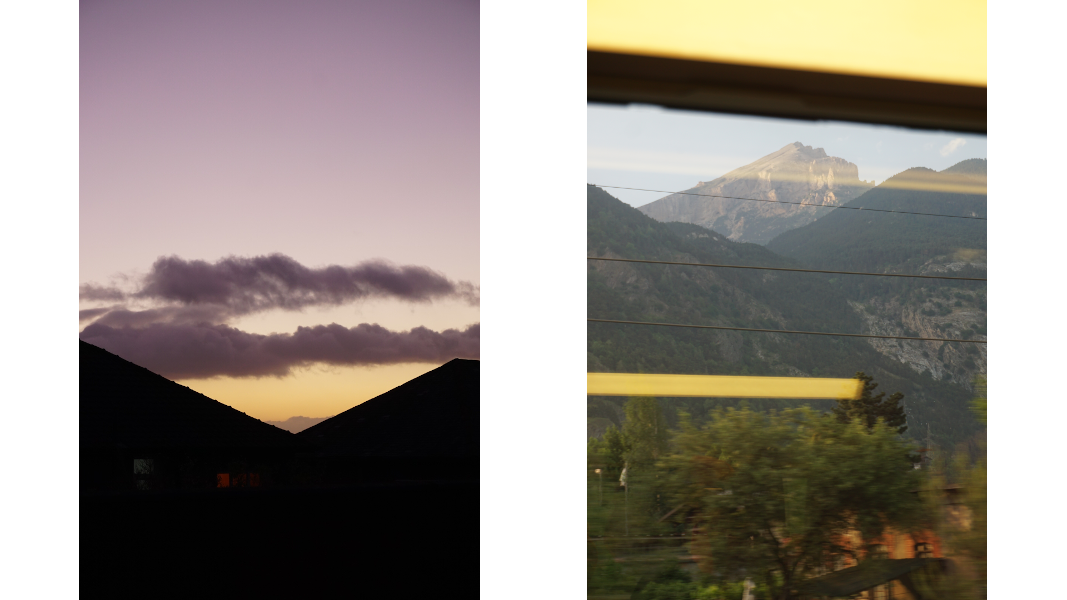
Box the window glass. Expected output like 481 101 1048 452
587 104 985 600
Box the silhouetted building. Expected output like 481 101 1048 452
297 358 479 482
80 340 480 595
79 340 313 491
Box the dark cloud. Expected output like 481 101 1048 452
450 281 480 306
132 254 478 313
79 254 478 378
79 284 127 302
79 307 114 323
79 321 480 380
90 305 233 328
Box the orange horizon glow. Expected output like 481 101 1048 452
178 362 443 422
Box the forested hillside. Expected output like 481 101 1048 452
765 159 987 388
766 159 986 274
587 184 983 450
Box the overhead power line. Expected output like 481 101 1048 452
587 318 986 344
590 184 987 220
587 256 986 282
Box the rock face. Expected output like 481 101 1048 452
849 252 987 388
637 142 873 244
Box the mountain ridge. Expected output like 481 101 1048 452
587 185 983 451
264 415 332 434
637 142 874 244
766 158 987 274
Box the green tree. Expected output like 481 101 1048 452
957 454 986 599
970 376 986 424
660 407 925 600
624 396 670 469
933 378 987 598
588 518 597 589
603 424 631 472
833 371 908 435
915 447 986 599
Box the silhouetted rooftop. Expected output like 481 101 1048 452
798 558 948 597
297 358 479 458
80 340 308 452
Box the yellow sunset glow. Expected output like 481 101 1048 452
178 362 442 422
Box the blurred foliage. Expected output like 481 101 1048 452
625 397 671 469
589 399 934 600
637 580 699 600
971 377 987 425
661 407 925 599
602 425 629 474
910 381 987 599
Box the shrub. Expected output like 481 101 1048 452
639 581 699 600
695 581 745 600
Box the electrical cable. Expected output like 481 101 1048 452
587 256 985 281
589 184 987 220
587 318 986 343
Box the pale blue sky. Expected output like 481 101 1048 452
588 104 988 207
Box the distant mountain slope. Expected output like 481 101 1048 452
637 142 874 244
761 160 986 387
941 157 988 176
265 415 332 434
766 160 986 274
587 185 982 450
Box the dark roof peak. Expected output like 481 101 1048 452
297 358 478 458
80 340 308 451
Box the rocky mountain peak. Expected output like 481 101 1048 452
637 143 874 244
789 141 828 158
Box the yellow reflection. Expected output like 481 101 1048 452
589 0 986 87
682 171 985 196
587 142 987 197
588 373 862 399
870 172 986 196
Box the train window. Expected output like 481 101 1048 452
586 103 984 600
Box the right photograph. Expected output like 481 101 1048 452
587 4 986 600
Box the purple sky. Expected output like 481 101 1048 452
80 0 479 420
